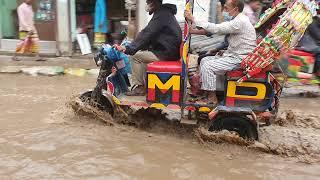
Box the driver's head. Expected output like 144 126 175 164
224 0 245 17
248 0 262 12
146 0 163 15
24 0 33 5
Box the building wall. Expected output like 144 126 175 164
0 0 17 39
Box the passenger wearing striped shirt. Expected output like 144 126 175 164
185 0 256 105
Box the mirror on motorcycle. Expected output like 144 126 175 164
93 51 103 66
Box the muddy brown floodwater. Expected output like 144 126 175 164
0 74 320 180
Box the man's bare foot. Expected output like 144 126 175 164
196 98 218 105
208 110 218 120
196 91 218 105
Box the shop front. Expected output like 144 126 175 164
0 0 141 56
72 0 134 53
0 0 58 55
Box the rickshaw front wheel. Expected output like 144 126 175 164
79 91 114 116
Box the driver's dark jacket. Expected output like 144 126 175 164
124 4 182 60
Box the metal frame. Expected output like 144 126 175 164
180 0 194 118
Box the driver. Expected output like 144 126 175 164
116 0 182 96
185 0 256 105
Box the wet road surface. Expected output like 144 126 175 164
0 74 320 179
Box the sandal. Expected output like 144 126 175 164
188 95 207 103
12 57 21 61
195 99 215 105
35 57 46 61
125 85 146 96
195 96 218 106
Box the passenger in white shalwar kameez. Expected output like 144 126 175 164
185 0 256 105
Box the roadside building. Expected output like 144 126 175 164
0 0 239 56
0 0 134 56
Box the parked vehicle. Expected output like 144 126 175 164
285 15 320 80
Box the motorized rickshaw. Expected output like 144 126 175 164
73 0 318 140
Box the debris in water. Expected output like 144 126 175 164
21 66 64 76
64 68 87 77
38 66 65 76
0 66 25 74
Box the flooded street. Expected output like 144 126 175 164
1 74 320 179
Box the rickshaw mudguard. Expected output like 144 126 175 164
101 89 116 110
209 106 257 125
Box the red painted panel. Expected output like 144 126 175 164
226 97 235 106
147 88 156 101
147 61 182 73
172 90 180 103
147 88 180 103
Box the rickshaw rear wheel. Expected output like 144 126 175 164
209 115 258 140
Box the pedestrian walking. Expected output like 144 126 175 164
12 0 43 61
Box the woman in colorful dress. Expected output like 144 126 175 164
12 0 43 61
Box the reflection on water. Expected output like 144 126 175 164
0 74 320 179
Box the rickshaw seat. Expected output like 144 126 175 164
147 61 182 73
227 69 245 78
147 43 183 73
227 69 268 79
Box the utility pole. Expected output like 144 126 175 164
208 0 217 23
136 0 150 32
